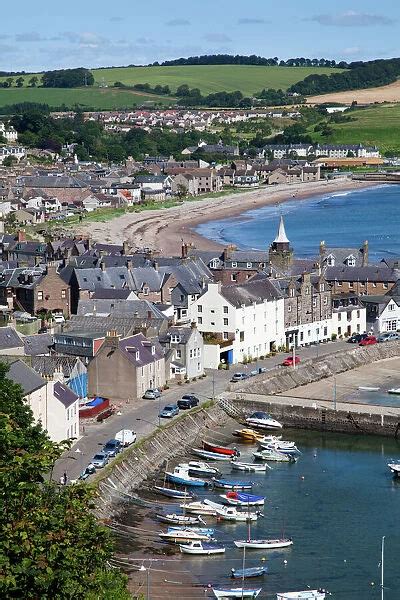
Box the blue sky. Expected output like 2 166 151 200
1 0 399 71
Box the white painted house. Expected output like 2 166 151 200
190 281 285 368
362 295 400 334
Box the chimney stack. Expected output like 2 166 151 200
100 261 106 272
181 242 188 259
17 230 26 242
122 240 129 255
319 240 326 256
362 240 369 266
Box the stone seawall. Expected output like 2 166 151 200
230 341 400 396
94 404 233 518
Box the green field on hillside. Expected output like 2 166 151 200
0 87 172 110
309 104 400 155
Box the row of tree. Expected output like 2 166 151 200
0 76 38 88
42 68 94 88
156 54 344 68
113 81 171 95
289 58 400 95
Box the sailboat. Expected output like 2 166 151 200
234 516 293 549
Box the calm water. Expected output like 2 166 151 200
196 184 400 260
120 430 400 599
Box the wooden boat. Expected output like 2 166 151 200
203 440 240 456
180 540 225 555
234 538 293 549
179 461 220 477
220 491 265 506
213 587 262 599
231 461 270 472
388 387 400 395
154 486 194 499
204 499 258 522
212 478 254 490
388 461 400 476
192 448 233 461
159 529 212 543
253 449 295 462
166 466 209 487
179 501 218 516
231 566 267 579
156 513 205 526
232 428 264 443
276 591 326 600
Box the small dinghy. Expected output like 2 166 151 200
231 566 267 579
180 540 225 555
276 591 326 600
234 538 293 549
213 587 262 599
203 441 240 456
212 478 254 490
221 491 265 506
231 461 270 472
359 386 380 392
179 461 220 477
156 513 205 526
167 526 214 536
154 486 194 499
159 529 212 543
388 387 400 395
192 448 233 461
253 449 295 462
180 501 218 516
388 461 400 476
166 466 209 487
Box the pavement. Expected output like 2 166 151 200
55 339 349 482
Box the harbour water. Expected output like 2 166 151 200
196 184 400 260
120 430 400 599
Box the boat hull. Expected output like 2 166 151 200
231 461 268 472
154 486 194 499
180 502 217 515
213 587 261 599
213 478 254 490
166 473 208 487
231 567 267 579
180 544 225 555
203 441 238 456
156 514 202 526
234 538 293 549
192 448 233 461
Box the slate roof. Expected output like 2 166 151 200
77 298 166 319
23 333 54 356
75 266 135 291
18 175 87 189
159 326 195 345
91 288 133 300
53 381 78 408
31 355 86 378
321 246 365 267
0 327 24 350
325 266 397 283
118 332 164 366
8 359 45 394
221 279 284 307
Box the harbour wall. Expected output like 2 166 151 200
94 404 234 518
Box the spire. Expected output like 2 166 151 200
273 216 289 244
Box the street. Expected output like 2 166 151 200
55 339 349 481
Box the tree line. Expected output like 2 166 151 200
156 54 343 68
174 84 304 107
289 58 400 95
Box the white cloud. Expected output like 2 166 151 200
309 11 394 27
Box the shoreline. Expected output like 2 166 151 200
76 179 378 255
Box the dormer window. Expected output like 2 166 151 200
326 255 335 266
232 262 237 268
151 345 155 355
171 334 180 343
210 258 219 269
246 262 252 268
346 255 356 267
143 286 149 295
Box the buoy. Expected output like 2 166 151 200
283 559 288 565
301 476 305 480
261 557 266 562
344 559 347 563
371 582 375 586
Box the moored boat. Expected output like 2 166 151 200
166 466 209 487
388 461 400 476
213 587 262 599
154 486 194 499
276 591 326 600
156 513 204 526
179 461 220 477
246 411 282 431
234 538 293 549
253 449 295 462
388 387 400 395
192 448 233 461
204 499 259 522
179 540 225 555
359 386 380 392
232 428 264 443
231 461 270 472
203 440 240 456
167 526 214 536
212 478 254 490
231 566 267 579
179 501 218 516
220 491 265 506
159 529 212 543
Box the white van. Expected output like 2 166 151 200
115 429 137 447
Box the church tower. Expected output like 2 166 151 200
269 215 294 271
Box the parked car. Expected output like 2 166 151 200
282 355 301 366
91 452 109 469
115 429 137 446
347 333 368 344
230 372 248 382
143 388 161 400
159 404 179 418
177 394 200 409
359 335 377 346
102 439 122 457
377 332 400 343
53 314 65 324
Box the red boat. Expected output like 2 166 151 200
202 441 239 457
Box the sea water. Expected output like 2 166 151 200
196 184 400 260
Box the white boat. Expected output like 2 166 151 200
213 587 262 599
253 449 294 462
359 386 380 392
179 461 220 477
234 538 293 549
159 529 212 543
387 387 400 395
179 540 225 555
192 448 233 461
204 499 258 522
258 437 296 450
180 501 218 516
231 461 270 472
246 411 282 431
166 466 208 487
388 461 400 476
261 442 300 456
277 591 326 600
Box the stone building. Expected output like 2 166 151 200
268 216 294 272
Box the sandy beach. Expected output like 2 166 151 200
76 179 376 255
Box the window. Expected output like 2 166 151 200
338 313 342 321
349 281 354 289
223 305 229 314
383 283 388 290
61 289 66 299
246 262 252 269
198 305 202 313
231 274 237 282
324 297 328 306
387 320 397 331
198 316 202 324
312 298 317 308
190 349 193 358
143 287 149 295
338 327 342 335
37 291 43 300
231 262 237 268
171 335 180 343
324 327 328 336
288 305 291 312
305 287 310 295
320 284 325 292
346 256 356 267
151 346 155 355
388 304 395 312
240 331 244 342
337 281 342 287
210 309 215 314
223 332 229 340
211 321 215 326
223 318 228 326
357 310 360 318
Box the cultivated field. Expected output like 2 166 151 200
308 80 400 105
310 104 400 154
0 87 172 110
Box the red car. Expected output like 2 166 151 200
282 355 301 366
359 335 377 346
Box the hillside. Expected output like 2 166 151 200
308 80 400 105
309 104 400 155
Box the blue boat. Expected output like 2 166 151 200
221 492 265 506
231 566 268 579
154 486 194 499
212 478 254 490
166 467 209 487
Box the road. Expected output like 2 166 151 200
55 339 349 482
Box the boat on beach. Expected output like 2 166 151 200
276 591 326 600
213 587 262 599
387 387 400 395
179 501 218 516
159 529 213 543
179 540 225 555
231 566 267 579
388 461 400 476
231 461 270 472
192 448 233 461
154 486 194 499
234 538 293 549
359 386 380 392
232 428 264 443
166 466 209 487
203 440 240 456
179 461 220 477
212 478 254 490
245 411 282 431
156 513 205 526
220 491 265 506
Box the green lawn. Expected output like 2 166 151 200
309 104 400 155
0 87 172 110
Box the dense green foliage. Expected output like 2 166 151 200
177 88 252 107
290 58 400 95
0 362 130 599
42 68 94 88
158 54 342 67
256 88 304 105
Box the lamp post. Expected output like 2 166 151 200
139 565 150 599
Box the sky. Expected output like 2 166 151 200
1 0 399 72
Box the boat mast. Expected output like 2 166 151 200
381 535 385 600
241 544 246 600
